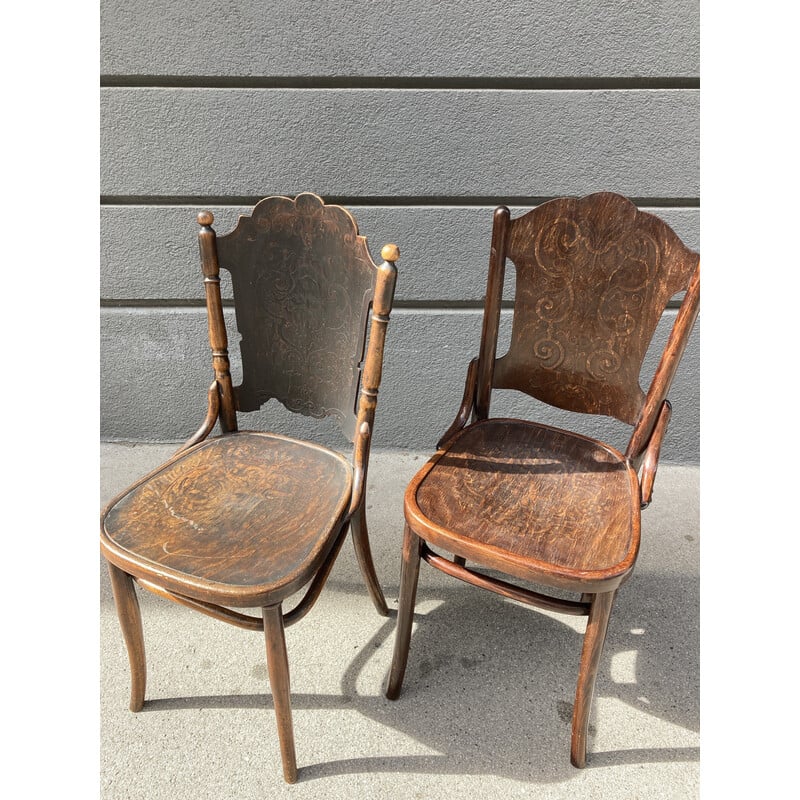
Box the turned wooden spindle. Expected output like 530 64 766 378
197 211 238 433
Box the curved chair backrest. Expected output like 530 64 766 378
200 192 396 442
475 192 699 455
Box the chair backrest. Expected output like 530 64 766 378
475 192 699 458
197 192 397 442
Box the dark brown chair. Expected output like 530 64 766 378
385 192 699 768
101 192 399 783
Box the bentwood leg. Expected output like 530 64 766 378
263 604 298 784
571 590 615 768
107 562 146 712
385 524 423 700
350 502 389 616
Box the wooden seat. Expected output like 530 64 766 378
386 192 699 769
102 433 353 605
101 193 399 783
407 419 639 590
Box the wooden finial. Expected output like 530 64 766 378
381 244 400 263
197 210 214 226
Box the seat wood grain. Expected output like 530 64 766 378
406 419 639 593
102 432 352 606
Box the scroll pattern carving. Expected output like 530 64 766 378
215 193 376 440
493 193 698 424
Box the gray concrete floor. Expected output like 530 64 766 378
100 442 699 799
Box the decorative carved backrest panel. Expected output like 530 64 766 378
492 193 699 424
215 193 376 440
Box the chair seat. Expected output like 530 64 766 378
101 432 353 607
404 419 641 593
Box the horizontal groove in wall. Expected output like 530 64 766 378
100 299 493 310
101 195 700 209
101 299 684 312
101 75 700 90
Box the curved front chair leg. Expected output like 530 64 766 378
107 562 146 712
262 604 298 784
386 524 422 700
571 590 616 768
350 503 389 616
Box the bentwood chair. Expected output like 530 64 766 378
386 192 699 768
101 192 398 783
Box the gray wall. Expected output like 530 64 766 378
101 0 700 462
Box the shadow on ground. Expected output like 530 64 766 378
110 568 698 785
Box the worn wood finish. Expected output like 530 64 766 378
350 501 389 617
101 193 398 783
638 399 671 508
421 543 590 616
107 562 146 712
136 578 265 630
627 264 700 462
386 524 423 701
354 246 398 445
571 591 615 768
437 357 479 449
346 245 397 615
282 522 351 627
216 192 375 441
176 380 222 455
386 192 699 770
198 213 238 433
475 206 511 419
102 432 353 606
408 418 640 594
263 604 297 784
494 193 698 425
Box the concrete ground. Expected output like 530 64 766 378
100 442 699 799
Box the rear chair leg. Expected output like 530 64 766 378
350 502 389 616
386 524 422 700
263 604 298 784
571 590 615 767
107 562 146 712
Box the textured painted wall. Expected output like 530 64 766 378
100 0 699 78
100 1 700 461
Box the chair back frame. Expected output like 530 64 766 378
473 193 699 463
195 193 398 448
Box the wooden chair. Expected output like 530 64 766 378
101 192 398 783
385 192 699 768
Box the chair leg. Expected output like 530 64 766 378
571 590 615 768
350 503 389 617
385 524 422 700
107 562 147 712
262 604 298 784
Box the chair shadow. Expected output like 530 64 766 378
133 569 698 784
321 570 699 783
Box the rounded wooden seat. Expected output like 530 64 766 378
405 419 641 593
101 432 352 607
